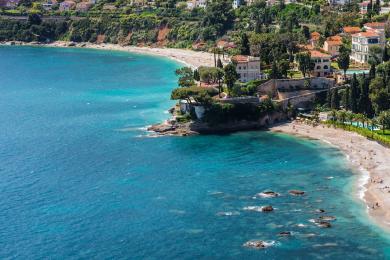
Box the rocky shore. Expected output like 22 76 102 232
147 111 288 136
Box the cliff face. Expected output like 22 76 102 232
148 112 288 136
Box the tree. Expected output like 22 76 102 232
358 76 372 116
350 73 359 113
369 63 376 79
175 67 194 88
377 110 390 133
326 86 332 108
217 58 223 68
240 33 250 55
368 45 383 66
383 45 389 62
224 63 239 96
28 14 42 26
270 61 281 79
193 69 200 81
302 25 310 40
296 52 313 78
337 51 350 79
331 88 340 109
343 86 350 110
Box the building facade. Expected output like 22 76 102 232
351 30 384 63
323 35 343 57
231 55 263 82
310 50 332 77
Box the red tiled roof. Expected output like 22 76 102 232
352 31 380 37
325 35 342 46
311 32 321 41
343 26 361 34
232 55 249 62
364 22 386 28
310 50 331 58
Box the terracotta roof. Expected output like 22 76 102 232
311 32 321 41
310 50 331 58
364 22 386 28
359 1 370 6
343 26 361 34
325 35 342 46
232 55 250 62
352 31 380 37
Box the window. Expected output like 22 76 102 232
368 38 379 44
324 65 329 70
316 65 321 69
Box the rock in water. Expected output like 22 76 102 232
261 205 274 212
319 216 336 221
289 190 305 196
243 240 274 249
256 191 280 198
316 221 331 228
315 209 326 213
278 231 292 236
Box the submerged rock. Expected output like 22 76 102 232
278 231 292 236
316 221 331 228
262 205 274 212
243 240 275 249
315 209 326 213
256 191 280 198
289 190 305 196
319 216 336 221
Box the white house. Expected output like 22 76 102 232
231 55 264 82
310 50 332 77
186 0 207 9
328 0 347 5
350 30 385 63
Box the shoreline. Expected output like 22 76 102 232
270 121 390 233
0 41 218 68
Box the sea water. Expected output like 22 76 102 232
1 46 389 259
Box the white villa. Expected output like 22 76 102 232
310 50 332 77
351 30 385 64
328 0 347 5
186 0 207 9
231 55 264 82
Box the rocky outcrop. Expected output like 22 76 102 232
243 240 275 249
289 190 305 196
261 205 274 212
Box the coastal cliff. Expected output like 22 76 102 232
148 111 288 136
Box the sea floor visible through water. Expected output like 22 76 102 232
1 46 390 259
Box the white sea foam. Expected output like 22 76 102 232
216 211 240 216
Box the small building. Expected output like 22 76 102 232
359 1 370 14
323 35 343 57
310 32 321 47
363 22 386 31
328 0 346 5
342 26 361 35
186 0 207 9
310 50 331 77
59 0 76 11
216 40 236 50
76 1 92 12
0 0 20 8
231 55 263 82
351 30 385 63
232 0 241 8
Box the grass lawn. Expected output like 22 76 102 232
288 70 303 79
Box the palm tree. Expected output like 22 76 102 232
337 110 347 126
346 111 354 129
330 110 337 125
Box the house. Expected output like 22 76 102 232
59 0 76 11
364 22 386 31
42 0 57 10
342 26 361 35
350 30 385 63
310 32 321 47
232 0 241 8
310 50 332 77
186 0 207 9
328 0 346 5
0 0 20 8
359 1 370 14
231 55 263 82
216 40 236 50
76 1 92 11
323 35 343 57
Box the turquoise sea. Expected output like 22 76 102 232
1 46 390 259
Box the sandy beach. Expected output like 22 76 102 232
271 121 390 232
1 41 217 68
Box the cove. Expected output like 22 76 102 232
1 46 390 259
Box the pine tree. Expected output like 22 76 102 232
240 33 250 56
344 86 350 110
350 73 359 113
369 63 376 79
383 45 389 62
331 89 340 109
217 58 223 68
326 86 332 108
358 76 373 115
